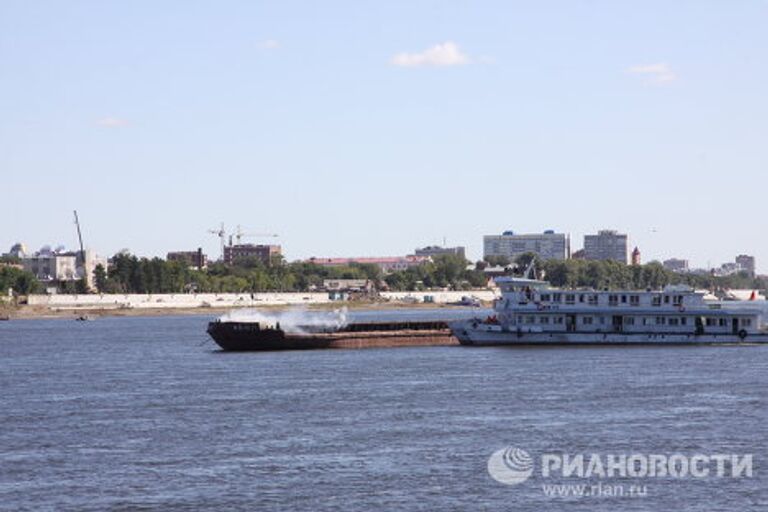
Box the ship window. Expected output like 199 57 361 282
540 316 550 324
664 295 671 304
652 296 662 306
588 294 598 305
565 294 575 304
669 318 680 326
681 317 688 326
625 317 635 326
579 294 585 303
630 295 640 306
608 294 619 306
582 316 593 325
719 318 727 327
552 293 562 302
554 316 564 324
621 295 627 303
656 317 666 325
526 316 535 324
673 295 684 306
742 318 752 327
540 294 551 302
706 318 716 326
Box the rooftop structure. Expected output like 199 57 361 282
483 230 568 262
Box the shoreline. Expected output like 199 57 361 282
1 301 489 321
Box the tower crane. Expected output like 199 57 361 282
207 223 227 260
234 225 279 245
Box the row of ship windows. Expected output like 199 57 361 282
515 316 753 327
533 294 685 306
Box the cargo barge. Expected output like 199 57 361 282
206 318 458 351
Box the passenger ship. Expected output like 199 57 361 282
450 276 768 346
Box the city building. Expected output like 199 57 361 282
736 255 756 277
167 248 208 269
583 230 628 263
22 247 108 292
224 244 281 266
307 256 430 272
663 258 690 273
413 245 466 261
21 247 78 284
483 230 568 262
631 247 641 266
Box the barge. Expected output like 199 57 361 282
206 318 457 351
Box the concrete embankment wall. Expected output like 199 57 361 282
26 290 498 310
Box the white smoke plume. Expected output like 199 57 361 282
218 307 348 334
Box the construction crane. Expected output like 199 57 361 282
233 225 278 245
207 223 227 260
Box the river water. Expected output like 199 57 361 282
1 315 766 511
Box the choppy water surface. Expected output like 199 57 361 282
1 315 766 511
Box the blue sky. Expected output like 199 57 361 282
2 1 767 271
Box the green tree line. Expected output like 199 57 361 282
95 253 487 294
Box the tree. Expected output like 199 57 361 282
94 264 108 293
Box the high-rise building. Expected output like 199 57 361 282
483 230 568 262
735 255 756 277
583 230 628 263
413 246 466 260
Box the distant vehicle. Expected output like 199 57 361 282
450 296 481 307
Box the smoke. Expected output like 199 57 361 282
219 307 348 334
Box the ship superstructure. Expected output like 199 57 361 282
451 276 768 345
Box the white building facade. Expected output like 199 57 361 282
483 231 568 261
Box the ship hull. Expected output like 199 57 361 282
207 320 457 351
449 321 768 346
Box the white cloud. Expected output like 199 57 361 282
96 117 129 128
257 39 280 50
626 63 677 85
390 41 469 68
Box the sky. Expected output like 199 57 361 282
1 1 767 271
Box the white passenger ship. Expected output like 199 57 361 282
450 276 768 346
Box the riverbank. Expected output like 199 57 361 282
4 290 497 320
4 299 492 320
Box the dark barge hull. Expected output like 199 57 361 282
207 320 457 351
